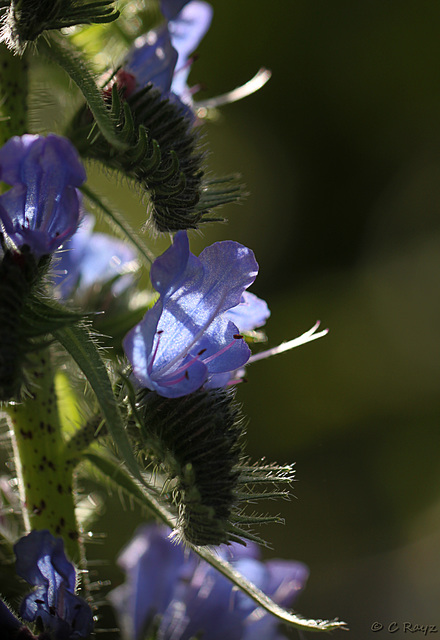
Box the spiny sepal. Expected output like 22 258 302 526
82 451 349 634
0 245 46 401
0 245 83 401
68 81 243 232
22 295 85 337
0 0 119 54
130 386 295 547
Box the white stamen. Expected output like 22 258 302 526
248 321 328 364
195 68 272 110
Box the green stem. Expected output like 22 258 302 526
38 34 128 151
0 44 28 148
5 350 82 563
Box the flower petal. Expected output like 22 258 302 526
109 525 191 640
124 232 257 397
14 530 75 592
161 0 190 19
0 134 85 257
54 214 137 298
225 291 270 332
125 26 178 94
169 1 213 99
14 530 94 639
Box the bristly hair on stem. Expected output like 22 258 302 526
67 81 243 233
0 0 119 54
126 385 295 547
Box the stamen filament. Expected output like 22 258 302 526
195 68 271 110
148 330 163 374
202 336 242 365
248 322 328 364
157 349 206 383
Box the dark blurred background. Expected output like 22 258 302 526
84 0 440 636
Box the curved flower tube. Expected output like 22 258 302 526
0 134 86 258
123 231 258 397
14 530 94 640
109 524 309 640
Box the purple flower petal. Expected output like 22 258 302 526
225 290 270 332
110 525 308 640
123 231 258 397
15 530 76 592
53 214 137 299
169 1 213 100
109 526 194 640
242 559 309 640
125 26 178 95
124 1 212 116
0 135 86 258
14 530 94 639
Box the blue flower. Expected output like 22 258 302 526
0 134 86 259
124 1 212 113
14 530 94 639
123 231 258 397
109 524 309 640
53 215 137 300
167 1 213 105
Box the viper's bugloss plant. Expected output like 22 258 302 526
67 0 242 233
129 386 294 546
0 0 347 636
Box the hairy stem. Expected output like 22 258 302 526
5 350 82 564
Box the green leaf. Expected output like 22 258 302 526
38 34 129 152
194 547 348 634
83 450 175 525
84 450 348 634
53 323 142 482
22 295 84 337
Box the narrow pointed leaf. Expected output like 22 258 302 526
53 324 142 481
83 450 348 634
